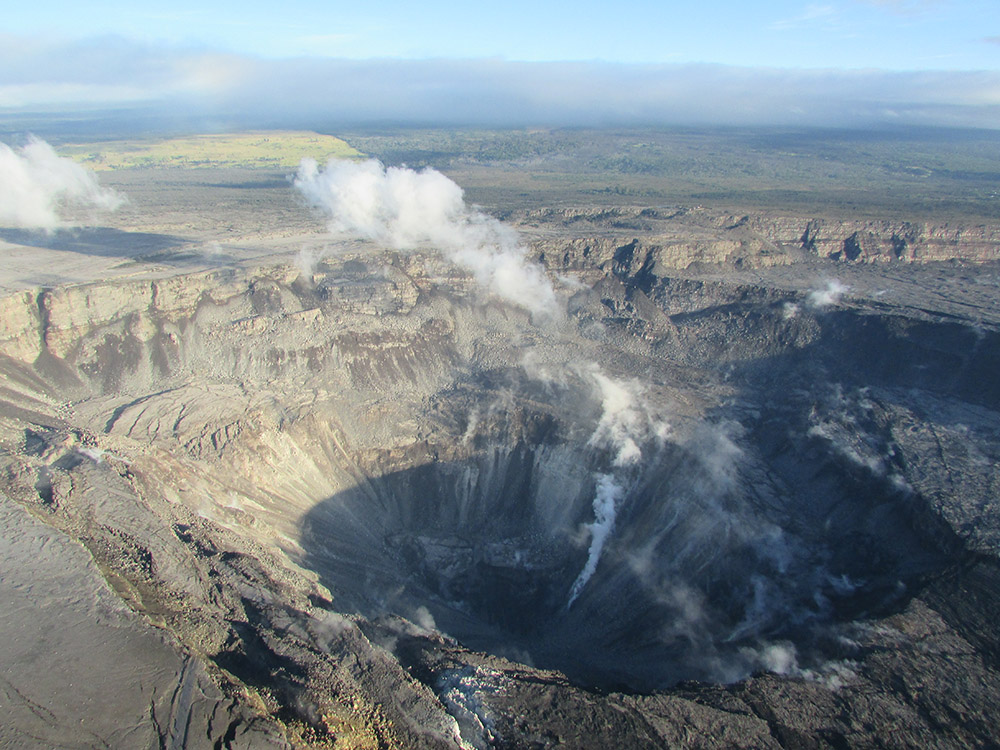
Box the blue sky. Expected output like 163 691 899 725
2 1 999 128
5 0 998 69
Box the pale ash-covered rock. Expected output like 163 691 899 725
522 207 1000 270
0 203 999 748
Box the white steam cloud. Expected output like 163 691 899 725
567 473 624 607
807 279 849 309
566 365 670 607
294 158 558 319
587 368 671 467
0 137 124 231
412 605 438 632
689 419 745 496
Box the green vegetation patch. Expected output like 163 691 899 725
59 131 363 170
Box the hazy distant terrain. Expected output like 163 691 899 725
59 131 361 170
340 126 1000 220
11 122 996 221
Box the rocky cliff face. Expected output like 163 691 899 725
1 205 1000 748
523 207 1000 270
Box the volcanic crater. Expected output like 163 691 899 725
2 170 1000 747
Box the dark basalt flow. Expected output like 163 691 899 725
301 401 956 693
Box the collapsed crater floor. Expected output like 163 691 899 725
2 199 1000 746
301 417 953 693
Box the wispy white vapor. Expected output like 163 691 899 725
566 365 671 607
782 301 801 320
294 158 558 318
807 279 849 308
769 4 838 31
0 137 124 231
567 473 624 607
586 368 670 466
689 419 745 495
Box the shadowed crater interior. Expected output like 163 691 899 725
301 388 956 692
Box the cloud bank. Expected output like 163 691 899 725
0 137 124 230
294 158 558 317
2 36 999 130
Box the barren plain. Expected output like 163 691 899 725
1 128 999 748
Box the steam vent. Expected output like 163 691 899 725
2 155 1000 749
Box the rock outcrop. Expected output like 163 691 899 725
523 207 1000 271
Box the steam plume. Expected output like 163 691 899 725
586 368 670 466
807 279 848 309
294 158 558 318
566 365 670 607
567 473 624 607
0 137 123 231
